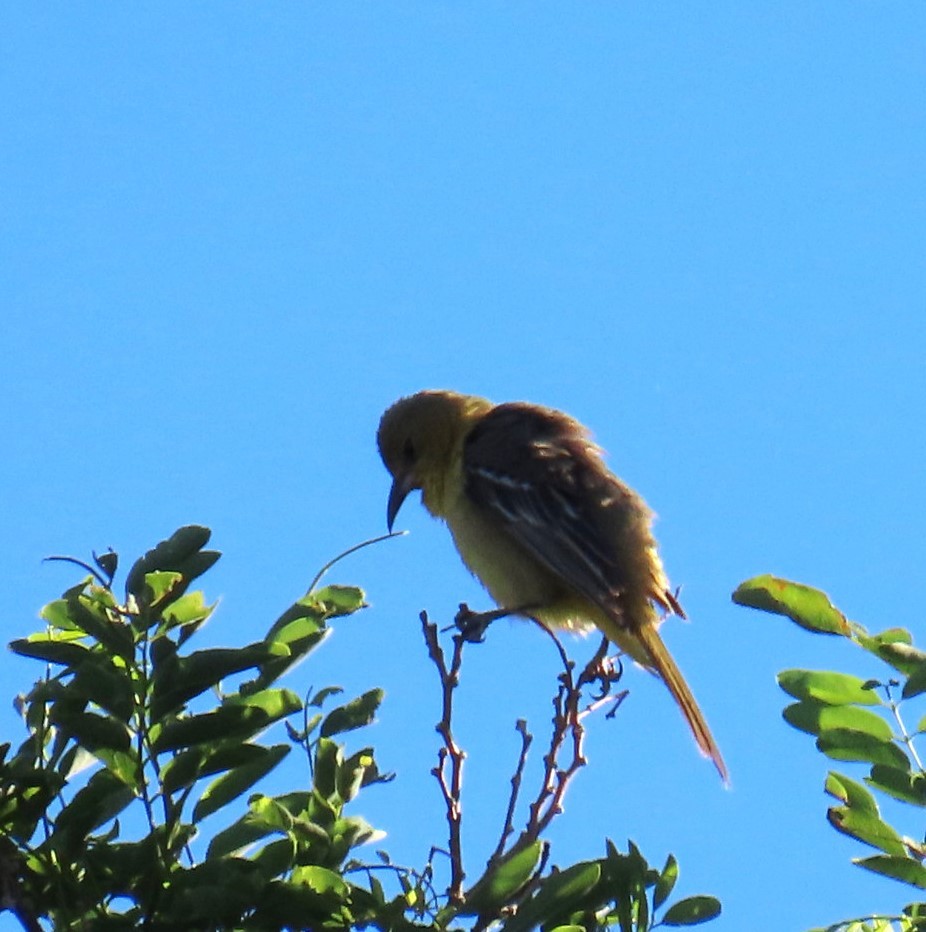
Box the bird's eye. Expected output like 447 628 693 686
402 438 416 462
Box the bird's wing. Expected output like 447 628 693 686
462 403 677 620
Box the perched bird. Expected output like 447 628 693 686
377 389 727 782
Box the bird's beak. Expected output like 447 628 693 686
386 472 416 532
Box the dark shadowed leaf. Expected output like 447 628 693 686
153 706 268 753
867 765 926 806
65 594 135 660
151 644 278 719
902 660 926 699
498 859 600 932
124 525 213 598
52 770 136 853
193 744 290 821
732 576 850 635
320 689 383 737
9 636 91 667
662 895 722 925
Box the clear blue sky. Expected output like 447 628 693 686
3 5 926 930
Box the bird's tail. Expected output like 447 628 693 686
635 622 729 784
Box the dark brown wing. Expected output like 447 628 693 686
462 403 670 622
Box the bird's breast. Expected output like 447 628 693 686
442 495 594 633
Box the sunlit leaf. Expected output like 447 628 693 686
468 841 543 914
654 853 679 911
732 576 850 635
817 729 909 769
827 806 906 855
778 670 881 706
854 855 926 890
825 772 878 815
783 701 891 740
311 585 367 617
872 641 926 678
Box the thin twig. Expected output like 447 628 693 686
491 719 533 862
421 612 467 903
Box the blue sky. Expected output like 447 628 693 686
3 4 926 930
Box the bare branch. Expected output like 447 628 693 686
421 611 467 903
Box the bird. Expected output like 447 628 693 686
377 389 727 782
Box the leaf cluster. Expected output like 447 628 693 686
734 575 926 932
1 526 396 930
0 526 722 931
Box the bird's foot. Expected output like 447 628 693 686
449 603 515 643
579 638 625 705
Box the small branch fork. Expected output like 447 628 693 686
421 604 627 914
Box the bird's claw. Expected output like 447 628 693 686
449 603 513 642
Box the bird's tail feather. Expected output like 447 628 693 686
635 623 729 785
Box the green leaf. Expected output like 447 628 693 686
778 670 882 706
141 570 184 606
817 729 910 769
9 636 91 667
51 769 136 854
498 860 601 932
903 661 926 699
290 864 348 897
732 576 849 635
194 744 290 822
41 598 84 633
854 855 926 890
662 895 722 925
465 841 543 914
151 644 278 719
311 584 367 615
872 641 926 678
783 701 891 740
654 853 679 911
153 706 271 753
251 603 331 690
207 814 275 859
825 772 879 816
65 593 135 660
124 525 214 598
320 689 383 738
49 708 132 755
827 806 906 855
867 766 926 806
71 660 135 722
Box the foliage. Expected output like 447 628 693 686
734 575 926 932
0 526 719 930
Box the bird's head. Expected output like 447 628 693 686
377 390 491 530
